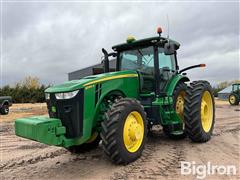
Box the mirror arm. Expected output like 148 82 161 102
179 64 206 74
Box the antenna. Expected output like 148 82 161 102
166 14 170 46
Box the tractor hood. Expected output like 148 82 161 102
45 70 138 93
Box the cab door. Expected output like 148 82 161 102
158 47 177 91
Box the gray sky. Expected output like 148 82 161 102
1 1 239 87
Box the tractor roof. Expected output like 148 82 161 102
232 83 240 85
112 36 180 51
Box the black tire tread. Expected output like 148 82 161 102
100 98 147 164
184 80 215 142
0 104 9 115
228 93 239 105
67 135 101 153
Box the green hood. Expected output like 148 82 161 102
45 70 138 93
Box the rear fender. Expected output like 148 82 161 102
165 75 190 96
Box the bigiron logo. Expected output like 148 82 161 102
180 161 237 179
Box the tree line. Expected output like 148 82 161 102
0 76 239 103
0 76 49 103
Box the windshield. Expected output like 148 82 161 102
119 46 154 73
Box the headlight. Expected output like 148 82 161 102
45 93 50 100
55 90 79 100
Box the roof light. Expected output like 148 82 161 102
126 36 136 43
157 26 162 37
157 27 162 34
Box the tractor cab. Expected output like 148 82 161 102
114 36 179 95
97 31 185 129
229 83 240 105
103 28 180 98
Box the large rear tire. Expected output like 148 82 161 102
184 81 215 142
163 81 187 139
100 98 147 164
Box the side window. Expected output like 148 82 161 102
120 53 138 70
141 53 154 75
233 85 238 91
119 47 154 73
158 48 176 71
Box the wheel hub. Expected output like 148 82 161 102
201 91 213 132
123 111 144 153
230 95 236 104
176 91 185 121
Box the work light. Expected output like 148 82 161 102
55 90 79 100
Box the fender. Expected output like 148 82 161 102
81 74 139 142
165 74 190 96
1 100 9 108
92 83 136 129
93 89 126 125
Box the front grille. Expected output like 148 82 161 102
46 89 84 138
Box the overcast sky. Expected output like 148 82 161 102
1 1 239 87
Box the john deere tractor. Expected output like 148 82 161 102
229 83 240 105
15 28 215 164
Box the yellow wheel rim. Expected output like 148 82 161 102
175 91 186 121
201 91 213 132
229 95 236 104
123 111 144 153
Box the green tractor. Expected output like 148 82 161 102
15 28 215 164
229 83 240 105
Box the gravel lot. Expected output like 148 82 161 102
0 100 239 180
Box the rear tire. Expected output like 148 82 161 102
229 93 239 105
100 98 147 164
0 104 9 115
184 81 215 142
163 81 187 139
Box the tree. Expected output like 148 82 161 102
20 76 41 89
0 76 48 103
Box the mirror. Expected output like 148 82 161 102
164 42 175 55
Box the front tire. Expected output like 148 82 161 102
100 98 147 164
184 81 215 142
67 133 101 153
0 104 9 115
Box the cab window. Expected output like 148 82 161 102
233 85 239 91
119 46 154 74
158 48 176 71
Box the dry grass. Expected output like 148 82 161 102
0 103 48 122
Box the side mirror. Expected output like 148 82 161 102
164 42 175 55
162 66 171 72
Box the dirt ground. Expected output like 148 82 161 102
0 100 240 180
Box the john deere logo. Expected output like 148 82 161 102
51 106 56 113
